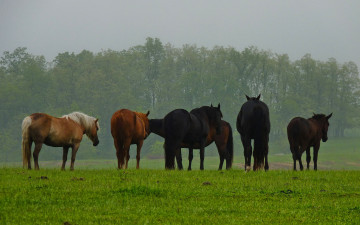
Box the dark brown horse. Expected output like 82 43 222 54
110 109 150 169
149 119 233 170
163 104 223 170
287 113 332 170
22 112 100 170
236 94 270 171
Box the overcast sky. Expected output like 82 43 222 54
1 0 359 67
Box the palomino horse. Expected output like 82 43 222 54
287 113 332 170
110 109 150 169
21 112 100 170
149 119 233 170
236 94 270 171
163 104 223 170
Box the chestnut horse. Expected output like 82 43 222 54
149 119 233 170
21 112 100 170
287 113 332 171
236 94 270 171
110 109 150 169
163 104 223 170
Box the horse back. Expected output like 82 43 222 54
287 117 315 147
164 109 191 140
29 113 84 146
237 101 270 137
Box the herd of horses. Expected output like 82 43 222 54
21 95 332 171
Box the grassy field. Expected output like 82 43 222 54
1 168 359 224
1 137 359 224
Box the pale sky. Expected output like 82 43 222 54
1 0 359 67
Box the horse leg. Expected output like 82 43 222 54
175 148 183 170
290 143 298 171
27 141 33 170
241 136 252 171
313 144 320 170
70 143 80 171
264 135 269 171
124 140 131 169
298 151 304 171
61 147 69 170
136 140 143 169
264 153 269 171
292 153 297 171
188 148 193 171
33 142 43 170
216 142 225 170
200 147 205 170
306 147 311 170
114 139 124 169
218 153 224 170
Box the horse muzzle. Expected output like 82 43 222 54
93 140 99 146
322 137 328 142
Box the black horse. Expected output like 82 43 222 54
236 94 270 171
163 104 223 170
287 113 332 171
149 118 233 170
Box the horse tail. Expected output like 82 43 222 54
253 107 266 169
22 116 32 168
226 123 234 168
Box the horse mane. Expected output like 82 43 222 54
62 112 99 133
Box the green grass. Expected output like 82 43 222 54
1 168 359 224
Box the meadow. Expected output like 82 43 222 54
1 137 359 224
1 168 360 224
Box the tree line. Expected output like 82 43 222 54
1 37 359 162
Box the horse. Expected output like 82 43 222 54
149 118 233 170
287 113 332 171
163 104 223 170
236 94 270 171
21 112 100 170
110 109 150 169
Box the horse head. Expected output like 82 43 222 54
210 103 223 135
313 113 332 142
246 94 261 101
87 118 100 146
138 111 150 139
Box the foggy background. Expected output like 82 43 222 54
0 1 359 166
1 0 360 67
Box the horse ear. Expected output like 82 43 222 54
146 111 150 117
210 103 213 107
217 103 220 109
256 94 261 100
326 113 332 119
246 95 250 100
95 118 99 123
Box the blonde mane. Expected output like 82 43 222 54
62 112 99 134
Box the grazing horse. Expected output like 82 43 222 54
149 119 233 170
110 109 150 169
287 113 332 171
163 104 223 170
21 112 100 170
236 94 270 171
